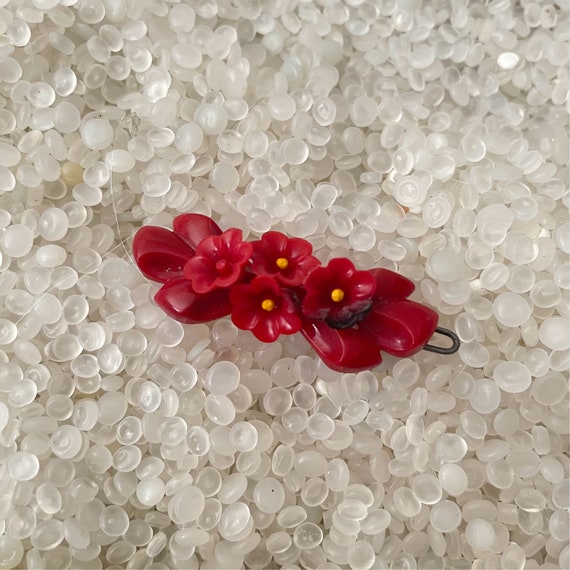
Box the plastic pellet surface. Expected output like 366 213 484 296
0 1 568 569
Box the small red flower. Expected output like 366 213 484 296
230 276 301 343
183 228 253 293
251 231 320 286
302 258 376 324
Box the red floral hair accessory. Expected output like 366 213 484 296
133 214 459 372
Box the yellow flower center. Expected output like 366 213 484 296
331 288 345 302
261 299 275 311
276 257 289 269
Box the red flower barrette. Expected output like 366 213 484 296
133 214 459 372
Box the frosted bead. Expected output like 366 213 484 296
50 425 83 459
301 477 328 507
293 522 323 550
263 387 293 416
328 211 353 237
438 464 468 496
530 279 561 308
282 138 309 165
136 478 165 507
2 225 33 257
205 394 235 425
350 96 377 127
138 381 161 413
393 487 421 517
393 176 427 207
539 317 570 351
72 400 99 431
497 52 520 70
30 519 64 550
507 266 535 293
142 172 171 197
229 422 258 452
253 477 285 513
493 361 532 393
171 42 202 69
38 208 68 242
100 505 129 537
36 245 66 267
219 502 251 540
195 103 228 135
429 500 461 532
461 134 486 162
306 413 335 440
347 541 375 570
349 225 376 251
469 379 501 414
98 392 128 425
53 67 77 97
552 480 570 510
27 82 55 108
33 294 62 324
412 474 442 505
81 118 114 150
465 242 493 270
78 322 106 351
210 161 239 193
276 506 307 529
49 333 82 360
500 543 526 569
9 378 37 406
268 94 296 121
480 263 509 291
105 150 135 173
169 485 205 524
427 250 464 282
465 519 496 550
7 451 39 481
295 450 327 477
423 196 452 228
337 499 367 521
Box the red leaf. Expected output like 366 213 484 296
173 213 222 249
370 268 416 300
133 226 194 284
154 277 233 324
301 319 383 373
360 300 438 357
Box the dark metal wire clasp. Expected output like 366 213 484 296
423 327 461 355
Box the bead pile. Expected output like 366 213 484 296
0 0 568 569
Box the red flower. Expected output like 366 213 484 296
251 231 320 286
132 213 223 284
300 268 438 372
302 258 376 325
183 228 253 293
230 276 301 343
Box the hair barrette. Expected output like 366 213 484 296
133 214 459 372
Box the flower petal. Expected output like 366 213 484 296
173 214 222 248
301 319 383 373
287 237 313 259
370 268 415 300
133 226 195 283
360 300 438 357
154 277 232 324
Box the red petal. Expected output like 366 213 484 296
133 226 195 284
301 319 383 373
370 268 415 300
231 305 261 331
261 231 288 254
348 269 377 301
287 237 313 259
154 278 232 323
360 300 438 357
173 214 222 248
